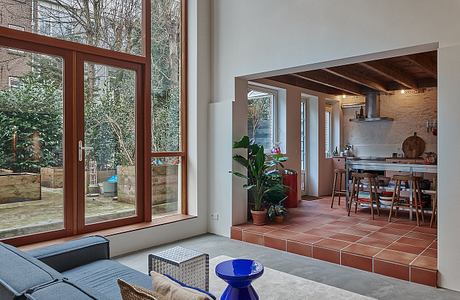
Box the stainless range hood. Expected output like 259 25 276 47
350 92 393 122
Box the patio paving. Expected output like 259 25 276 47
0 187 134 239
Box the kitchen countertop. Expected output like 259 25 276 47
334 156 426 161
346 159 437 173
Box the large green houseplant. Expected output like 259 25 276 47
230 136 287 225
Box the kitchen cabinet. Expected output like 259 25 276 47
332 157 346 169
332 157 346 189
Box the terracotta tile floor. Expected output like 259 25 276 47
231 197 438 287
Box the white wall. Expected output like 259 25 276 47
207 101 233 236
438 45 460 291
210 0 460 290
109 0 211 257
342 89 437 158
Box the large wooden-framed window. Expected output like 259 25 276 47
0 0 188 246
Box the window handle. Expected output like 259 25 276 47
78 140 93 162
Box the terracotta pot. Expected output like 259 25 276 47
251 209 267 226
273 215 285 224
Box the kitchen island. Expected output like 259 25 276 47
345 159 437 219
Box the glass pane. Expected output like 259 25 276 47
1 0 142 55
300 101 306 192
325 111 331 157
0 47 64 238
84 62 136 224
152 156 181 218
151 0 182 152
247 89 274 151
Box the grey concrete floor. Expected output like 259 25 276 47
116 234 460 300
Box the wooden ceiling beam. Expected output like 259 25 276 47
267 75 343 95
294 70 364 95
405 53 437 78
323 67 389 93
359 61 418 89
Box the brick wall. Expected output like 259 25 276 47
342 88 437 158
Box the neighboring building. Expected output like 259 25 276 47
0 0 33 89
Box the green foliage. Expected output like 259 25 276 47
267 200 288 220
151 0 182 152
0 0 183 173
230 136 288 211
84 67 136 169
0 73 63 172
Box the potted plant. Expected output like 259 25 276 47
268 200 288 223
230 136 287 225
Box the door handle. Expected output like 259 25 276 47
78 140 93 162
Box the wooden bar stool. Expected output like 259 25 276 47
348 172 380 219
430 177 437 228
331 169 347 208
388 175 424 226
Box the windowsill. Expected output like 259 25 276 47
19 214 196 251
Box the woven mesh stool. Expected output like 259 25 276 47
148 246 209 291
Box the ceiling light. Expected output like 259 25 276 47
342 94 346 99
401 89 406 94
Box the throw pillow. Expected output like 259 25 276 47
150 271 213 300
118 279 164 300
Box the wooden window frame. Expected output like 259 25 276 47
0 0 188 246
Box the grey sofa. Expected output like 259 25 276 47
0 236 151 300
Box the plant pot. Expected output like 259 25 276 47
273 215 285 224
251 209 267 226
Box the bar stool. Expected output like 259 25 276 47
331 169 347 208
388 175 424 226
430 177 437 228
348 172 380 219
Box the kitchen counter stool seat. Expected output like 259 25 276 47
348 172 380 219
331 169 347 208
388 175 424 226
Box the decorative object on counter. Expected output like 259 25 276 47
426 119 437 136
332 146 339 157
231 136 288 226
424 152 437 165
270 142 281 154
343 144 354 157
402 132 425 159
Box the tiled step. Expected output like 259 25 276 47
231 225 437 287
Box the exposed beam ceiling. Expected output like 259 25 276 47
263 51 437 95
294 70 363 95
359 61 418 89
405 53 437 78
323 67 389 93
267 75 343 95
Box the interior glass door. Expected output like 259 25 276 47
77 54 142 228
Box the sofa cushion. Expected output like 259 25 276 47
0 242 63 300
63 259 152 300
24 279 108 300
150 271 214 300
28 236 110 273
118 279 165 300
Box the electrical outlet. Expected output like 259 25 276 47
210 213 219 220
